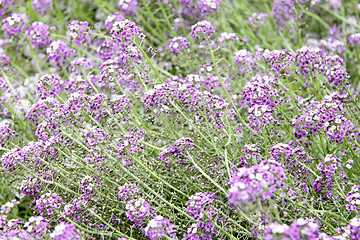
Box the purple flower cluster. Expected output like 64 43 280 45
142 81 228 128
27 22 52 48
240 75 280 109
67 20 90 46
0 124 17 147
233 49 257 75
117 0 138 16
270 142 312 188
0 199 20 214
228 160 286 207
271 0 299 29
1 147 26 173
264 218 330 239
27 97 59 125
46 40 74 67
0 215 7 228
125 197 151 227
249 12 268 25
0 54 11 71
248 104 279 135
50 222 82 240
144 216 176 240
0 216 80 240
32 192 63 217
80 175 101 195
218 32 239 43
185 192 220 239
1 13 26 37
117 129 147 165
346 185 360 211
179 0 221 18
110 19 142 44
190 20 216 40
69 57 93 72
105 12 125 32
313 154 347 199
169 36 190 54
348 33 360 46
159 138 197 169
23 216 50 239
31 0 52 14
261 47 350 87
346 217 360 239
20 176 42 196
36 74 62 99
292 95 355 143
84 127 109 148
0 0 14 19
118 183 141 202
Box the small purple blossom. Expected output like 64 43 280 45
1 13 26 37
144 216 176 240
0 199 20 214
218 32 239 42
117 0 138 16
228 160 286 206
32 0 52 14
50 222 82 240
46 40 74 67
190 20 216 40
67 20 90 46
169 36 190 54
249 12 268 25
27 21 52 48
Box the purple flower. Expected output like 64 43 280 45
218 32 239 43
118 183 141 201
110 19 142 44
185 192 220 239
46 40 75 67
67 20 90 46
0 125 17 147
125 198 151 227
348 33 360 46
190 20 216 40
36 74 62 99
292 94 355 143
346 217 360 239
346 185 360 212
313 154 347 199
23 216 50 239
249 12 268 25
144 216 176 240
105 12 125 32
1 13 26 37
0 215 7 228
271 0 299 29
179 0 221 18
117 0 138 16
159 138 197 169
31 0 52 14
50 222 82 240
0 54 11 71
264 219 329 239
0 199 20 214
27 22 52 48
33 192 63 217
169 36 190 54
233 50 257 75
228 160 286 206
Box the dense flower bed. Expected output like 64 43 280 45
1 0 360 239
